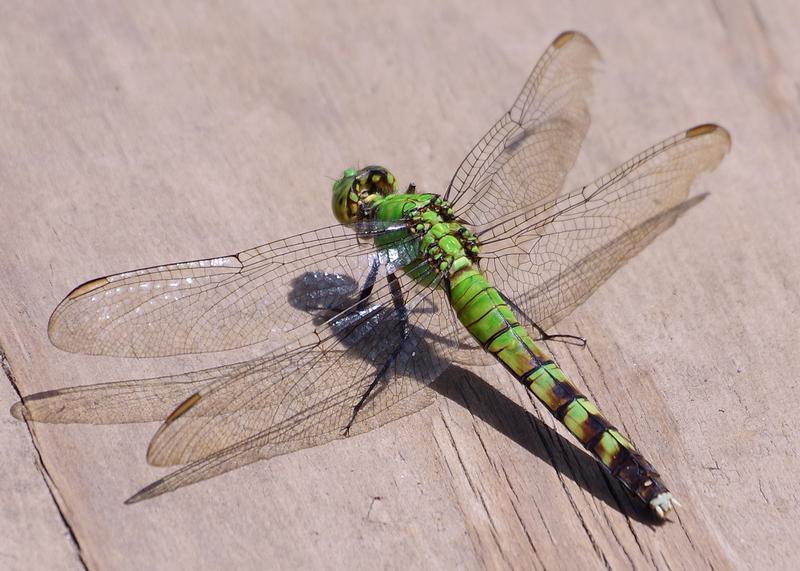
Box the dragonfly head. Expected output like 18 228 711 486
332 166 399 224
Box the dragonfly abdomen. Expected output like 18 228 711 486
448 264 674 516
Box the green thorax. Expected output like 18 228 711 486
367 193 480 282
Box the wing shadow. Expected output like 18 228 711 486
430 367 655 524
292 270 656 523
12 270 657 522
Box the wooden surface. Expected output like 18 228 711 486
2 1 798 569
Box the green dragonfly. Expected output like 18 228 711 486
12 31 729 519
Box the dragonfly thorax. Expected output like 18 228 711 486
372 193 481 277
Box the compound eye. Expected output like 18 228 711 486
332 169 359 224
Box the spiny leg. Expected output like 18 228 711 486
357 255 380 304
344 272 410 435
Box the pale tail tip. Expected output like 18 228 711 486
650 492 678 520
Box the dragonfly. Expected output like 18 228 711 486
12 31 729 519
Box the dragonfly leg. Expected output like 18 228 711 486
323 256 380 314
532 325 587 348
406 182 417 194
356 256 380 304
344 272 410 435
497 291 587 347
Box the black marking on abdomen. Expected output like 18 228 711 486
482 323 514 351
519 360 554 382
585 427 611 451
461 306 497 328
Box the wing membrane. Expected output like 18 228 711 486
18 257 461 501
477 124 731 331
144 264 456 467
22 30 733 506
11 366 238 424
126 372 439 504
48 221 413 357
445 30 599 226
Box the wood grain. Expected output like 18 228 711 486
2 1 798 569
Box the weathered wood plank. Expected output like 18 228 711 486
1 354 85 570
1 1 797 569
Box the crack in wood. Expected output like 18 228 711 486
1 345 89 571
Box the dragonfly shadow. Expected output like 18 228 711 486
290 271 656 524
430 367 655 524
15 269 656 522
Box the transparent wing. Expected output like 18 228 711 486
477 124 731 332
17 257 462 501
142 265 456 468
10 369 219 424
49 220 419 358
126 373 440 504
451 327 496 367
444 30 599 226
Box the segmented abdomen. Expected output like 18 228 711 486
448 263 671 509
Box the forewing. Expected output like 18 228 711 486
477 124 731 331
48 221 414 357
445 31 599 226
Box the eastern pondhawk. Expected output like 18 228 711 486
12 31 729 519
